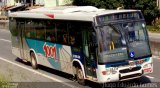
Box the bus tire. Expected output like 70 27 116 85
76 67 85 85
30 52 38 69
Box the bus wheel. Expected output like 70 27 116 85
30 52 38 69
76 67 85 85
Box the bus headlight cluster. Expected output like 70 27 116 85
143 63 152 69
143 63 153 73
104 68 118 75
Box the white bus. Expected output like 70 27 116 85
9 6 153 84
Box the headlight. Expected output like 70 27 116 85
143 63 152 68
111 70 117 74
106 67 118 75
104 69 110 75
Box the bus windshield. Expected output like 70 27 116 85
120 21 151 59
98 24 128 63
98 25 125 52
97 16 151 63
122 22 146 43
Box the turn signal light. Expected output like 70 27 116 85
102 71 107 75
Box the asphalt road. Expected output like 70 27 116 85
0 29 160 88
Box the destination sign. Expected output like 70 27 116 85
97 11 143 24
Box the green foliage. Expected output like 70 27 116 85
147 25 160 33
0 75 10 88
72 0 160 25
133 0 160 24
152 17 160 29
73 0 123 9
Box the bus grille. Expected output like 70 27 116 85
119 73 142 80
119 67 141 73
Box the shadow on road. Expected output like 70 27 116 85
15 58 73 80
84 76 152 88
15 58 31 66
15 58 154 88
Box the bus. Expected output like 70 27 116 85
9 6 153 84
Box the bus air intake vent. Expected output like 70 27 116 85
119 73 142 80
119 67 141 73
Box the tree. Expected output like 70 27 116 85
73 0 160 24
123 0 160 24
73 0 123 9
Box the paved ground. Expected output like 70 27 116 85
149 32 160 42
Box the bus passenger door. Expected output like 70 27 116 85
83 31 97 79
17 22 25 59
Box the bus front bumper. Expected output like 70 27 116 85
96 58 153 83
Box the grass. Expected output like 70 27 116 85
0 75 12 88
147 25 160 33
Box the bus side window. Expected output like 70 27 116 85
9 18 17 36
25 21 35 39
63 34 68 44
56 23 68 45
35 21 45 40
68 23 82 46
25 22 31 38
46 32 55 42
70 35 75 45
46 21 56 42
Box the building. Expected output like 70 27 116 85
34 0 73 7
0 0 73 9
0 0 73 16
25 0 73 7
0 0 21 7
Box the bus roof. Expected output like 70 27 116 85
9 6 140 21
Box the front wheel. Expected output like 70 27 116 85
30 52 38 69
76 67 85 85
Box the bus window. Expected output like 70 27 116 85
56 23 68 45
25 20 36 39
70 35 75 45
99 26 122 52
63 34 69 44
46 32 56 42
10 18 17 36
124 23 136 42
34 21 45 40
46 21 56 42
68 23 82 46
